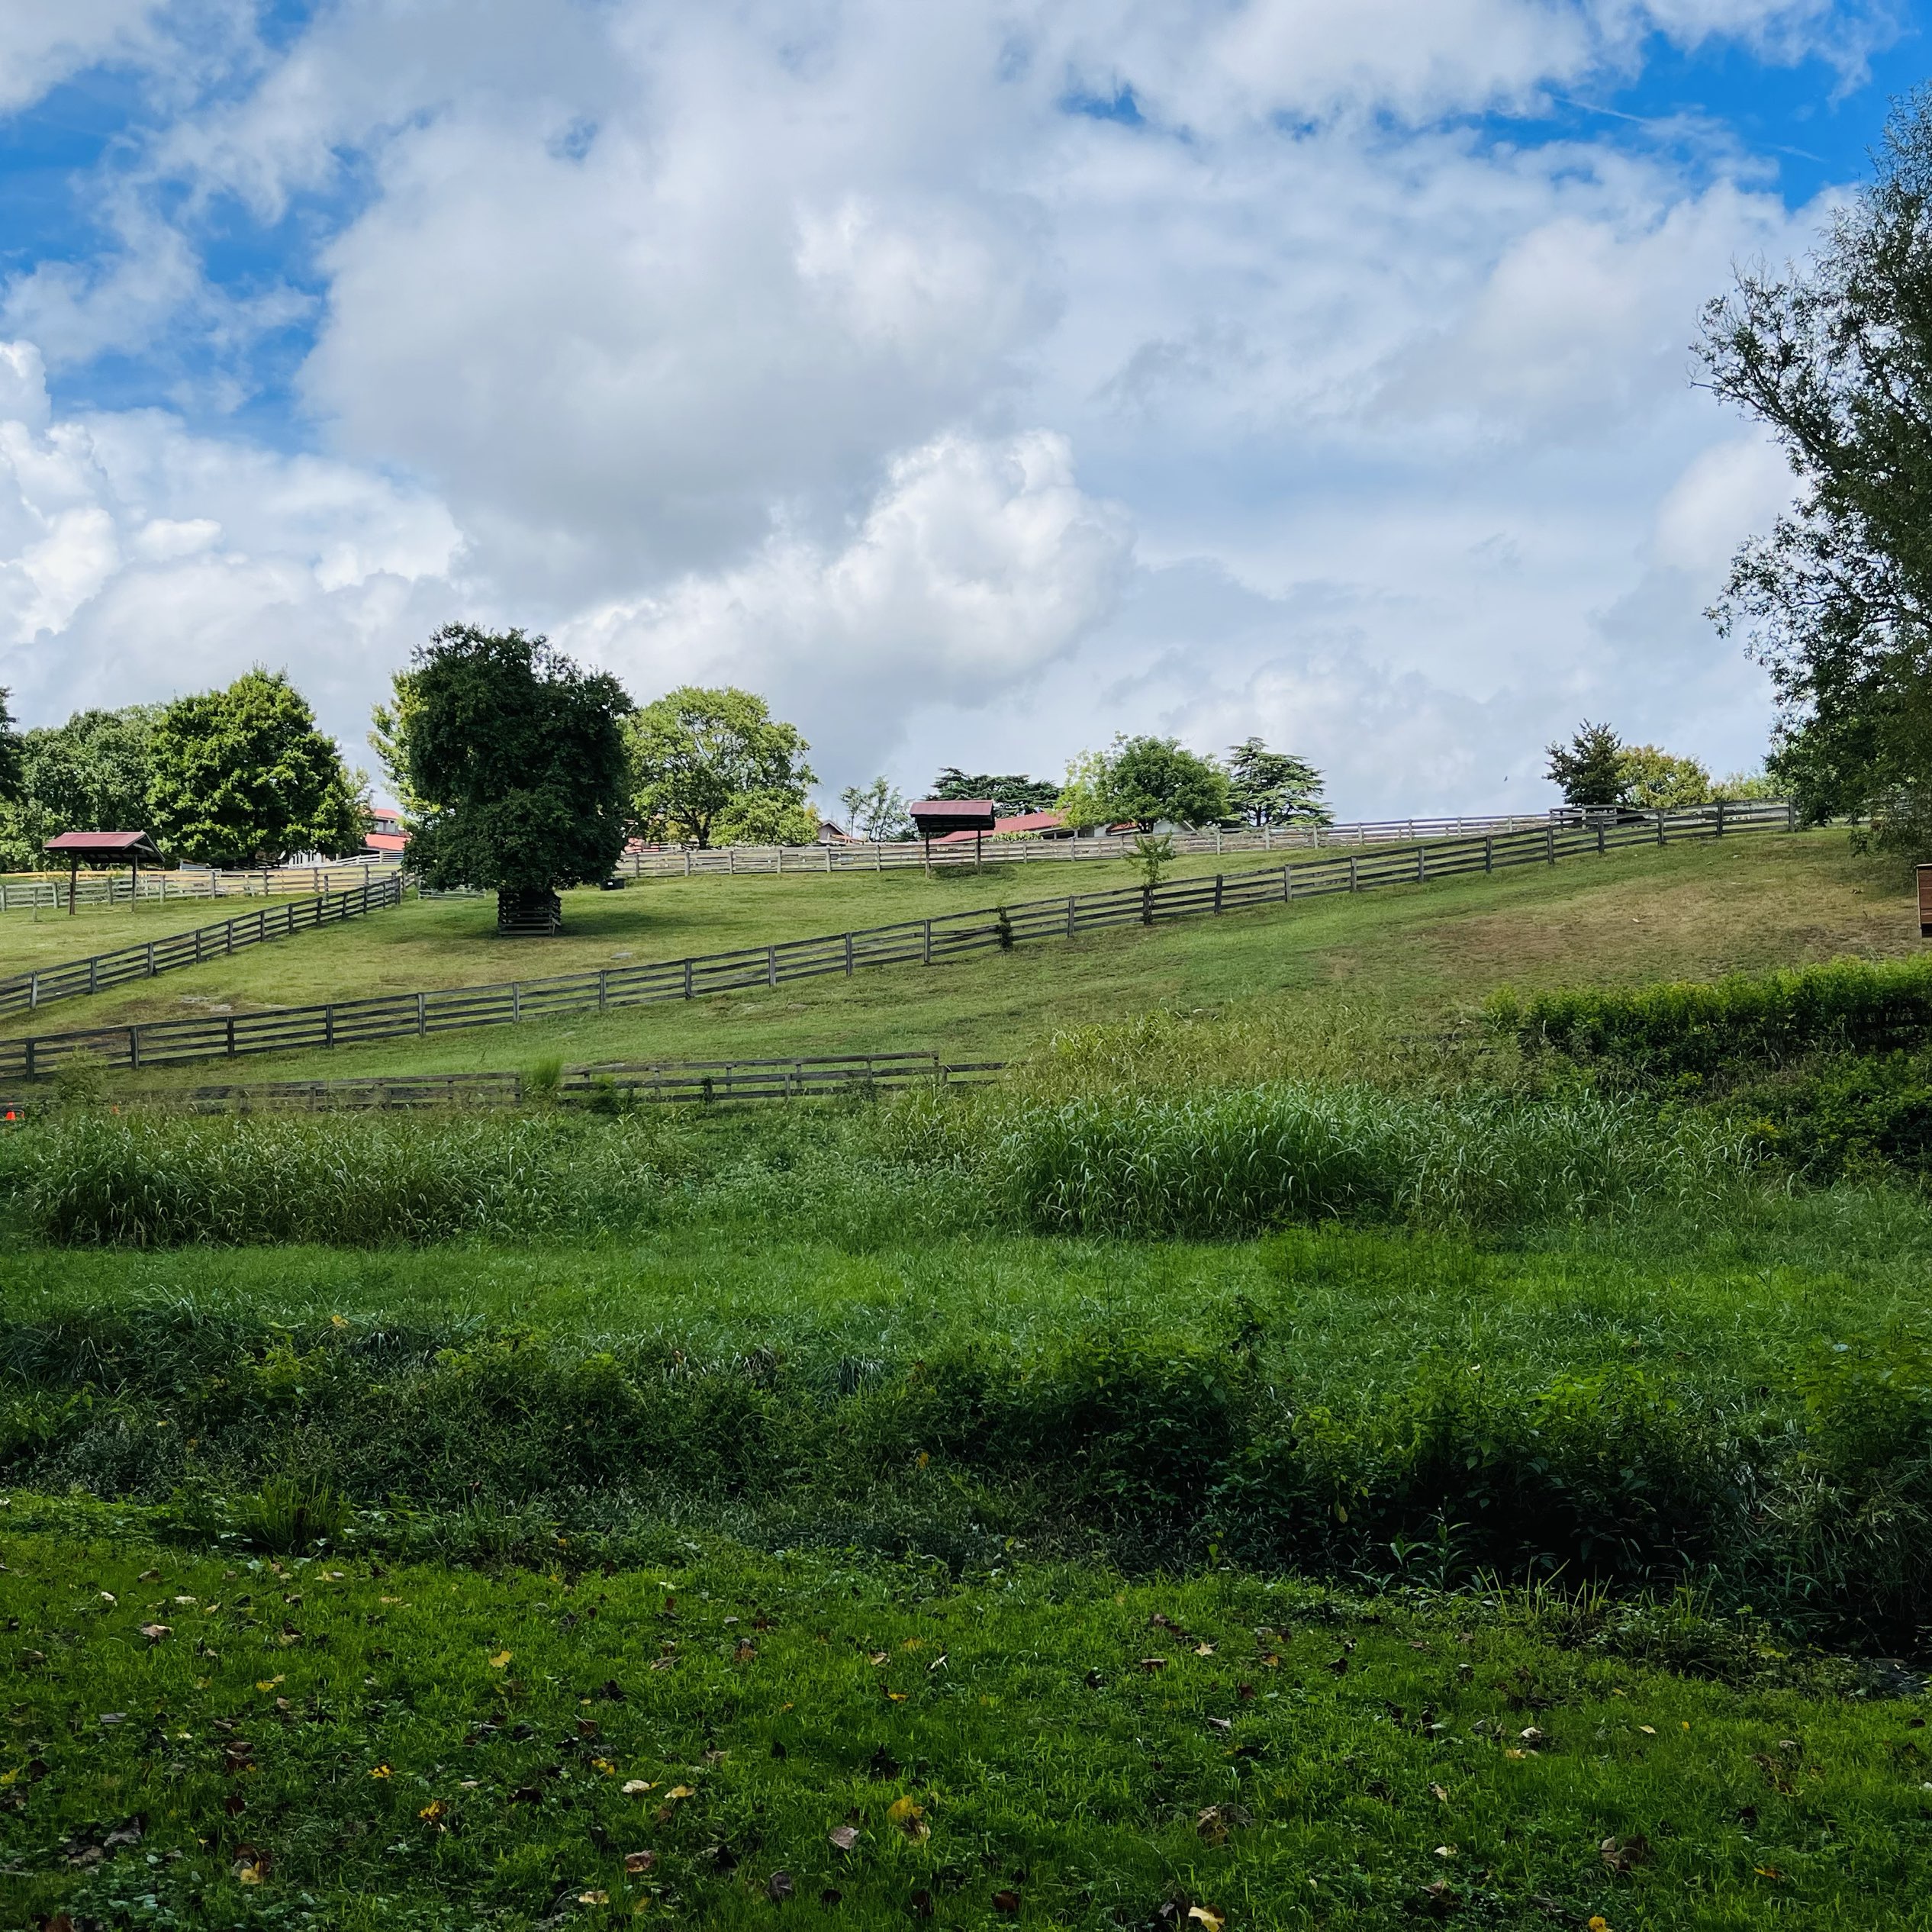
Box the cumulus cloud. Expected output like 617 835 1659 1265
0 0 1860 812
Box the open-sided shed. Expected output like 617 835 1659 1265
43 830 164 915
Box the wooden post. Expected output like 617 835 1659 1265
1349 855 1358 891
1067 895 1077 938
68 856 76 916
767 945 778 988
1416 845 1425 883
1547 823 1557 864
923 919 932 964
1485 836 1493 873
845 933 854 975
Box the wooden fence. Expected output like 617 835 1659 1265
63 1051 1000 1116
0 801 1793 1082
620 810 1573 877
0 861 400 912
0 873 404 1021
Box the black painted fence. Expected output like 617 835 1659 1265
0 872 404 1022
0 802 1792 1081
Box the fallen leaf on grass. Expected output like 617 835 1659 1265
577 1892 608 1906
1139 1657 1168 1673
887 1797 930 1842
369 1764 391 1779
666 1784 696 1801
256 1677 284 1692
992 1889 1021 1914
1193 1643 1216 1657
621 1780 655 1795
488 1650 512 1669
231 1845 269 1885
768 1871 795 1903
1599 1835 1651 1875
418 1801 444 1822
625 1851 655 1874
829 1824 861 1853
869 1652 890 1666
1187 1908 1224 1931
1637 1725 1656 1737
138 1624 171 1644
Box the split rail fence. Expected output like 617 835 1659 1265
20 1051 1003 1118
0 861 401 912
0 800 1794 1083
0 873 404 1022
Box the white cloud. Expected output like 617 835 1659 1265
0 0 1865 813
0 1 164 114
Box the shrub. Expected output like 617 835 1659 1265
1490 955 1932 1080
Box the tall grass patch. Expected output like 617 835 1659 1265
910 1082 1753 1235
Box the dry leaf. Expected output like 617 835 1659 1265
1186 1908 1224 1931
1138 1657 1168 1673
1637 1725 1656 1737
768 1871 795 1904
829 1824 861 1853
488 1650 512 1669
1196 1806 1228 1846
626 1850 655 1874
1430 1784 1449 1803
887 1796 929 1843
622 1780 655 1795
1194 1643 1216 1657
1599 1834 1652 1876
419 1800 444 1822
1518 1728 1544 1747
137 1624 172 1644
992 1889 1021 1914
667 1785 696 1800
577 1891 608 1905
1432 1845 1456 1860
256 1677 284 1692
369 1764 392 1780
869 1652 890 1666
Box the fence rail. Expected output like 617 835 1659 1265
620 811 1580 877
0 861 401 913
0 873 404 1021
0 801 1793 1082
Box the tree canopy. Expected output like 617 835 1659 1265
626 686 814 849
1224 738 1330 827
1619 745 1712 810
1699 89 1932 842
840 778 910 842
147 672 365 868
1544 722 1626 807
388 626 632 897
929 768 1060 816
0 690 21 807
0 704 162 870
1100 736 1232 831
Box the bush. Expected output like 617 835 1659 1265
1489 955 1932 1080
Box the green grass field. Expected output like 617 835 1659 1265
5 828 1932 1927
1 831 1914 1094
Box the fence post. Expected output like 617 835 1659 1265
25 1038 34 1080
128 1026 140 1071
1416 844 1425 884
418 991 427 1035
767 945 778 988
1546 824 1556 865
1214 874 1223 913
512 984 522 1024
684 848 692 877
1264 825 1273 852
1715 800 1728 837
826 843 833 874
599 969 608 1013
227 1015 236 1058
325 1003 335 1048
1067 895 1077 938
1349 855 1358 891
1596 823 1605 856
1657 811 1666 848
89 957 98 995
27 973 36 1011
684 959 694 999
845 932 855 974
923 919 932 964
1484 836 1493 874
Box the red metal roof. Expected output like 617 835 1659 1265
43 830 159 854
910 799 998 832
363 832 407 854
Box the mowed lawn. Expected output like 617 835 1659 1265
0 829 1914 1089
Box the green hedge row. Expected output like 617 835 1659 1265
1489 955 1932 1077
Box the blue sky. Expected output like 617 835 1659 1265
0 1 1924 812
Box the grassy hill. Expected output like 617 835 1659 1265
1 829 1913 1090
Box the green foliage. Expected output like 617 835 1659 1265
147 670 365 868
1618 744 1711 809
396 625 633 895
1715 764 1780 800
1223 736 1329 827
1492 954 1932 1078
1103 735 1232 830
1701 89 1932 833
1123 831 1174 888
1051 745 1113 831
1544 720 1624 807
929 766 1060 816
0 684 21 803
0 704 165 869
838 775 909 842
625 684 813 849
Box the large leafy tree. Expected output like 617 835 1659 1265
929 767 1060 816
148 671 366 868
626 686 814 848
1544 721 1626 807
1103 735 1232 830
1224 737 1331 827
1699 89 1932 842
389 626 632 906
0 704 163 870
1619 745 1712 810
